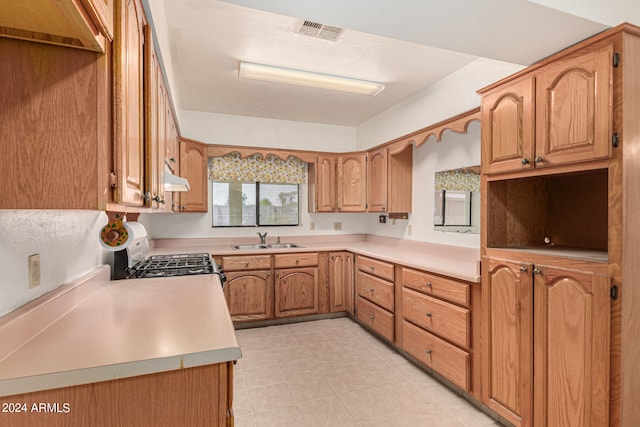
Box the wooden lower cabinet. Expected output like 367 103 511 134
329 252 354 314
356 296 394 342
356 270 394 312
274 267 319 317
0 362 234 427
224 270 272 322
482 255 610 427
402 320 469 391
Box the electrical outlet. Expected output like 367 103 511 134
29 254 41 288
333 221 342 231
309 221 315 231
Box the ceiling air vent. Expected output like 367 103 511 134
296 20 344 42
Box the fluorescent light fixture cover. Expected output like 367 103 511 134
238 62 384 96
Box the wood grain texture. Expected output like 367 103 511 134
328 252 354 313
0 38 112 209
0 363 232 427
356 271 394 312
337 152 367 212
356 255 395 282
402 267 470 307
367 146 388 212
221 255 272 271
356 296 394 342
273 252 319 269
274 267 319 317
309 155 337 212
402 320 470 391
179 138 208 212
224 270 272 321
402 288 470 349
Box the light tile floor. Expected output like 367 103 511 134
232 317 503 427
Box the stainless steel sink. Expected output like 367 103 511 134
266 243 303 249
231 243 303 250
232 244 268 250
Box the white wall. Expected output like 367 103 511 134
0 211 110 316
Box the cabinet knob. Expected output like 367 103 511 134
520 266 527 272
245 261 249 267
521 158 530 165
369 314 375 320
370 266 375 271
533 268 542 275
369 287 374 293
426 282 432 288
169 157 176 163
425 349 432 355
534 156 544 163
426 312 432 317
152 195 165 204
295 260 299 265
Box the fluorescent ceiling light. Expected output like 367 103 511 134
238 62 385 96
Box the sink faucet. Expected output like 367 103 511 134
258 232 267 244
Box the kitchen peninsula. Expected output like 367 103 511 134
0 266 240 427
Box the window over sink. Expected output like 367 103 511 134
209 152 305 227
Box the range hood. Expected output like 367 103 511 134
164 170 190 192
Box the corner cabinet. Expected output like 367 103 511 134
329 252 355 314
178 138 208 212
481 44 612 175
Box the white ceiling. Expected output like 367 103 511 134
159 0 615 126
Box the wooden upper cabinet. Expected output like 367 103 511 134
482 77 535 175
179 139 208 212
0 0 113 52
535 44 612 168
388 143 413 214
482 43 613 176
367 147 388 212
113 0 146 207
337 152 367 212
309 154 337 212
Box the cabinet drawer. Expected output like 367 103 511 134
402 321 469 391
402 267 470 306
356 296 394 342
402 288 470 348
356 255 394 281
274 252 318 268
221 255 272 271
356 271 394 312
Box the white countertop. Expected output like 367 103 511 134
0 266 241 397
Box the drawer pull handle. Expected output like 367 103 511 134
369 314 375 320
245 262 249 267
533 268 542 275
426 282 432 288
520 266 527 272
426 312 432 317
425 349 432 355
370 266 375 271
369 288 374 293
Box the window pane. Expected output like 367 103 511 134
258 183 299 226
212 182 256 226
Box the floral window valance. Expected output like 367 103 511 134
434 168 480 192
209 152 306 184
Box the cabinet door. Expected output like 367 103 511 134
367 147 388 212
113 0 146 206
482 257 533 427
535 44 612 168
329 252 354 314
533 265 610 427
143 26 166 209
313 155 337 212
274 267 319 317
481 77 535 174
179 139 208 212
337 152 367 212
224 270 272 322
